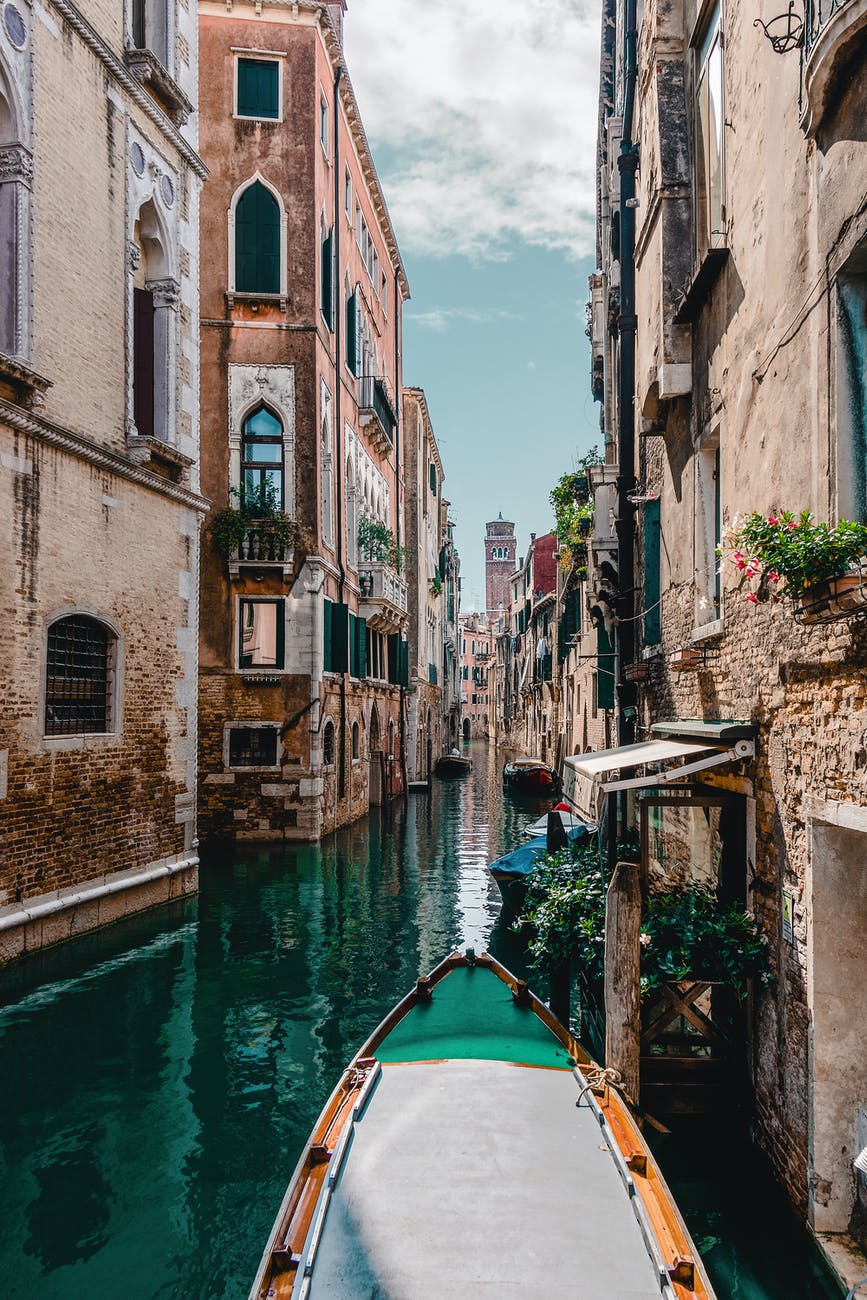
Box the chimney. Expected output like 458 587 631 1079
324 1 346 42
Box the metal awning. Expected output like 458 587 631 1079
562 732 755 822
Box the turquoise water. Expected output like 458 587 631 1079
0 742 842 1298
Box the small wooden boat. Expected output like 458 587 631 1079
521 802 592 839
502 754 561 794
249 949 715 1300
489 821 592 914
434 751 472 776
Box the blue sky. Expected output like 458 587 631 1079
344 0 602 608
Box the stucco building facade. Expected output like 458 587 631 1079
591 0 867 1280
0 0 206 961
196 0 411 841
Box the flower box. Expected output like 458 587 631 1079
669 646 704 672
793 566 867 625
624 661 649 681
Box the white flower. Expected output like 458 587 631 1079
640 932 651 947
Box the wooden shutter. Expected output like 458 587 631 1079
346 289 358 374
235 182 280 295
237 59 279 119
330 602 349 674
321 227 334 329
643 497 662 646
596 623 615 710
323 599 333 672
356 615 367 679
133 287 155 439
387 633 399 684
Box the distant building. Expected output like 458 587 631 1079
459 614 492 740
485 514 516 622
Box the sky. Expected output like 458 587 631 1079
343 0 603 611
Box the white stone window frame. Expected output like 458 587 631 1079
0 27 34 363
319 86 330 159
232 48 286 124
40 607 125 752
227 171 289 304
126 0 176 79
228 363 296 520
321 716 336 770
693 422 723 634
222 720 282 772
234 594 288 675
126 127 181 447
320 378 335 551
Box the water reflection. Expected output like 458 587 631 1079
0 742 839 1299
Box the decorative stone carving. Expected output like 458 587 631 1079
0 145 33 188
147 277 180 308
128 240 141 272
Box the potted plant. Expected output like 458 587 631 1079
357 515 408 572
210 484 294 560
718 510 867 623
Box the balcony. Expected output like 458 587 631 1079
358 375 397 456
802 0 867 132
228 522 294 579
357 561 408 634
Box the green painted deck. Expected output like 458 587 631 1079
375 964 575 1069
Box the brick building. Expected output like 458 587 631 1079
0 0 206 960
403 388 460 780
485 514 515 621
196 0 412 840
589 0 867 1281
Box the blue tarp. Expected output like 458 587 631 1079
488 824 592 880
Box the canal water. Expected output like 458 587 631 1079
0 742 842 1299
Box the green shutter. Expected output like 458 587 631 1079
356 615 367 679
643 497 661 646
330 602 349 674
400 639 409 686
237 58 279 119
323 598 333 672
346 289 358 374
235 182 281 295
321 228 334 329
596 623 615 711
387 633 399 684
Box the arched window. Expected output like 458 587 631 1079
45 615 116 736
345 455 357 566
321 414 334 548
132 198 175 444
352 720 360 760
323 719 335 766
242 405 283 510
0 58 31 360
235 181 281 294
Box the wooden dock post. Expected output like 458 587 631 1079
604 860 642 1103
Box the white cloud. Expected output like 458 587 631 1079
343 0 600 262
408 306 523 332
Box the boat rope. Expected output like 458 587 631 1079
846 1280 867 1299
575 1065 623 1107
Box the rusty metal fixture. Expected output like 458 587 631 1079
753 1 803 52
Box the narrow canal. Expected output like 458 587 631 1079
0 742 841 1299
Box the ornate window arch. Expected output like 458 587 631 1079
130 195 177 444
228 365 296 518
0 44 33 361
228 173 288 302
43 610 123 739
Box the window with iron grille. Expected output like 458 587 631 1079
45 616 114 736
228 726 279 768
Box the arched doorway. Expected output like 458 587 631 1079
462 717 471 742
368 706 382 806
426 707 433 777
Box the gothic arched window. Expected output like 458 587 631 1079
242 405 283 510
45 615 116 736
235 181 281 294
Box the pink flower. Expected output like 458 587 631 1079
746 592 759 604
768 571 779 583
772 595 781 604
768 516 778 525
736 558 747 571
788 520 797 530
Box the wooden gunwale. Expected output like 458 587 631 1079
249 949 714 1300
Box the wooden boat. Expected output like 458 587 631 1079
249 949 715 1300
521 802 593 839
434 751 472 776
489 821 592 914
502 754 561 794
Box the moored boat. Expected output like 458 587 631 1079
502 754 561 795
521 801 592 839
434 750 472 776
489 820 592 914
249 949 715 1300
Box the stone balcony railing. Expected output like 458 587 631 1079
228 523 294 578
357 560 408 634
358 375 397 456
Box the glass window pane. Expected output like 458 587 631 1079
240 602 280 666
244 441 282 463
244 407 282 440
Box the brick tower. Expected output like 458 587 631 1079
485 514 516 621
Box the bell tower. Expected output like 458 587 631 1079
485 514 516 622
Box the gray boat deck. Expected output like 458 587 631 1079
295 1058 670 1298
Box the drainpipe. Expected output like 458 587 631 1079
333 64 347 804
394 265 408 799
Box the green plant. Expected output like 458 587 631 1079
516 842 770 1001
431 573 443 596
357 515 408 572
551 470 597 565
209 484 294 559
718 510 867 606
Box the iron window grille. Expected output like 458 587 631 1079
228 726 279 767
45 616 112 735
